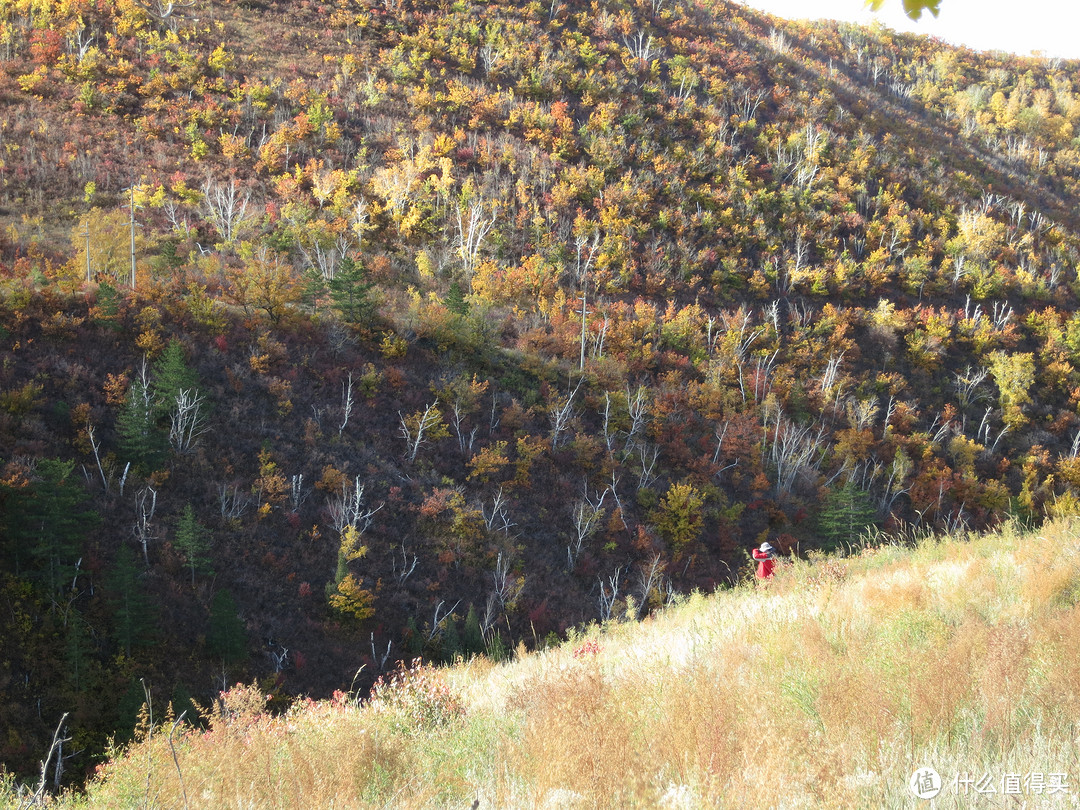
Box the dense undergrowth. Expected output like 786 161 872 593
7 519 1080 808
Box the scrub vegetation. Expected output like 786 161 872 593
4 0 1080 788
8 519 1080 808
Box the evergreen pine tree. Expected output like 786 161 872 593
441 615 461 663
116 373 166 468
485 631 507 662
302 268 328 316
16 459 99 596
208 589 247 666
94 281 120 329
404 615 423 657
445 281 469 315
153 239 184 275
170 683 199 726
64 608 93 693
327 257 375 325
818 480 878 551
114 678 148 744
151 339 199 413
174 505 213 586
463 604 484 657
108 544 156 657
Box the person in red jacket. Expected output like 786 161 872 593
753 541 776 579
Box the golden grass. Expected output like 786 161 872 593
12 518 1080 809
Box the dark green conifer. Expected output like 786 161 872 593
12 459 99 596
445 281 469 315
441 615 461 663
302 268 328 316
94 281 120 328
154 239 184 275
208 589 247 666
404 615 423 657
116 372 166 468
463 604 484 657
485 631 507 663
174 505 213 586
64 608 93 693
818 480 878 551
108 544 156 657
151 339 198 411
328 257 375 325
170 683 200 726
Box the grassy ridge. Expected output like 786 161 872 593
12 519 1080 809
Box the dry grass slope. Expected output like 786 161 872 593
9 519 1080 809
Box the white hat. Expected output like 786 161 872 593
760 542 773 552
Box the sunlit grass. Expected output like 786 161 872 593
9 518 1080 808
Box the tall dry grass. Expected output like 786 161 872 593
10 518 1080 809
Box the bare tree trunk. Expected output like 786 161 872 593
201 176 251 244
133 486 157 567
339 373 354 438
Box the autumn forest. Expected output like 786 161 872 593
2 0 1080 787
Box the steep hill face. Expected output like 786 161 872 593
16 520 1080 808
3 0 1080 785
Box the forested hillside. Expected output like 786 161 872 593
14 519 1079 809
2 0 1080 785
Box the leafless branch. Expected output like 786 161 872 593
132 486 157 567
598 568 621 622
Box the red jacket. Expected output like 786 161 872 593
753 548 775 579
